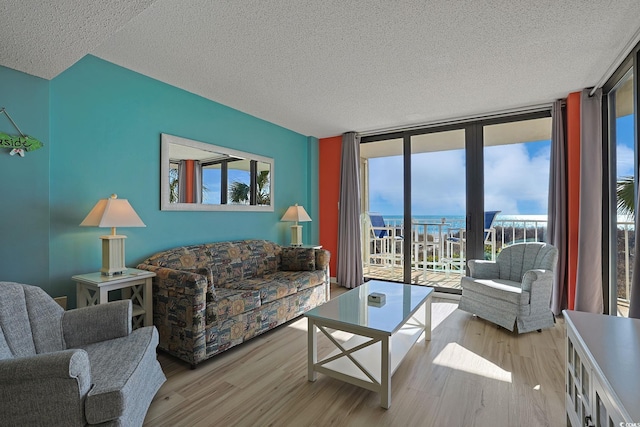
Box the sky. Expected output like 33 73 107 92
368 140 551 216
202 169 249 204
369 114 636 217
195 114 635 211
617 114 634 179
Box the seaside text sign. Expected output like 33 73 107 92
0 132 43 152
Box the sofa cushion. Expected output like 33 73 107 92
461 277 530 306
280 247 316 271
225 279 298 304
208 288 261 325
265 270 325 291
243 240 280 278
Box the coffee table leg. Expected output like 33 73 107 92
308 318 317 382
381 336 391 408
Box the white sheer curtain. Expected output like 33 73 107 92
337 132 363 288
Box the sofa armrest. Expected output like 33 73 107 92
63 300 131 348
315 249 331 270
467 260 499 279
0 349 92 425
136 264 208 366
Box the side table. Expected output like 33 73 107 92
73 268 155 329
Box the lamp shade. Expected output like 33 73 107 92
80 194 145 232
280 204 312 223
80 194 145 276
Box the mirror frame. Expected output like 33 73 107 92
160 133 274 211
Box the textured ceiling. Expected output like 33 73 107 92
2 1 640 138
0 0 155 79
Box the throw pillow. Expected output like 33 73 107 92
280 247 316 271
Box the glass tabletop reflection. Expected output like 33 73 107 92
305 280 433 335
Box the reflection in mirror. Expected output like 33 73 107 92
161 134 274 211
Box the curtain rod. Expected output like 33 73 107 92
589 25 640 97
358 102 557 137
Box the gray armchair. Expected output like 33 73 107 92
0 282 166 426
459 242 558 333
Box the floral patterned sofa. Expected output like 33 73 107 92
137 239 330 367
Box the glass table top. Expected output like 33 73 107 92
305 280 433 335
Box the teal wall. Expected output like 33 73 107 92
3 55 318 307
0 66 50 289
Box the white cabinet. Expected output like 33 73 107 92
564 310 640 427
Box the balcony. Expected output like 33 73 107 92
362 215 634 316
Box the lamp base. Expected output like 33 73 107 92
290 225 303 246
100 235 127 276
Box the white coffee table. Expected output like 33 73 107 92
305 280 433 408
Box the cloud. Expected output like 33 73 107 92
617 144 634 177
484 141 549 215
368 140 550 216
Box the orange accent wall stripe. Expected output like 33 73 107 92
566 92 581 310
319 135 342 277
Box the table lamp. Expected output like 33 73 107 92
280 204 312 246
80 194 146 276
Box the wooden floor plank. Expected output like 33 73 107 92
144 284 566 427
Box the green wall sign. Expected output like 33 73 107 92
0 132 43 152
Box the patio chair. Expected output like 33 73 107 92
444 211 501 275
361 213 403 272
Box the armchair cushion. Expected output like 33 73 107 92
460 277 529 306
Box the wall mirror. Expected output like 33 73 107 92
161 133 274 211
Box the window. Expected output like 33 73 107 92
360 112 551 293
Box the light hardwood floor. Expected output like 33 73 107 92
144 285 566 427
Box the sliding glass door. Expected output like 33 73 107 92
607 68 635 317
360 137 405 282
483 117 552 253
410 129 466 291
361 112 551 293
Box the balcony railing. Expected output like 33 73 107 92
362 215 635 310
